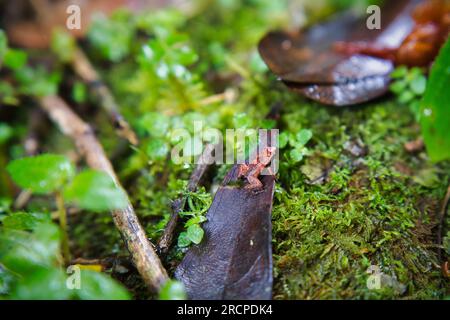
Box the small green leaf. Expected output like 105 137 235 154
409 74 426 95
233 113 252 129
3 49 27 70
278 132 289 149
72 81 87 103
185 215 207 228
290 148 304 163
75 270 131 300
7 154 74 194
389 80 407 94
0 123 13 145
398 90 414 104
159 280 187 300
390 66 408 79
63 170 128 212
177 231 191 247
146 138 169 160
296 129 313 146
186 224 204 244
88 13 133 62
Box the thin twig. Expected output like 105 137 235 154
157 143 216 253
39 95 168 292
71 48 138 145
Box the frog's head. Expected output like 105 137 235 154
260 146 276 164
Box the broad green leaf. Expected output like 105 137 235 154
296 129 313 146
159 280 187 300
420 39 450 162
7 154 74 194
75 270 131 300
63 170 128 212
11 267 70 300
2 212 51 231
0 223 60 274
186 224 204 244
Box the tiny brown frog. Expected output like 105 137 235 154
237 146 276 189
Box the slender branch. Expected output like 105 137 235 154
157 143 216 253
71 48 138 145
55 191 71 264
39 95 168 292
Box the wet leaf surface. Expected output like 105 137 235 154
175 165 275 300
258 0 420 106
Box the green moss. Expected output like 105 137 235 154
272 100 450 299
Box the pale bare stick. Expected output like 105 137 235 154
39 95 168 292
71 48 138 145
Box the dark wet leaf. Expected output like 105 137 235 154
258 0 418 106
176 165 275 299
